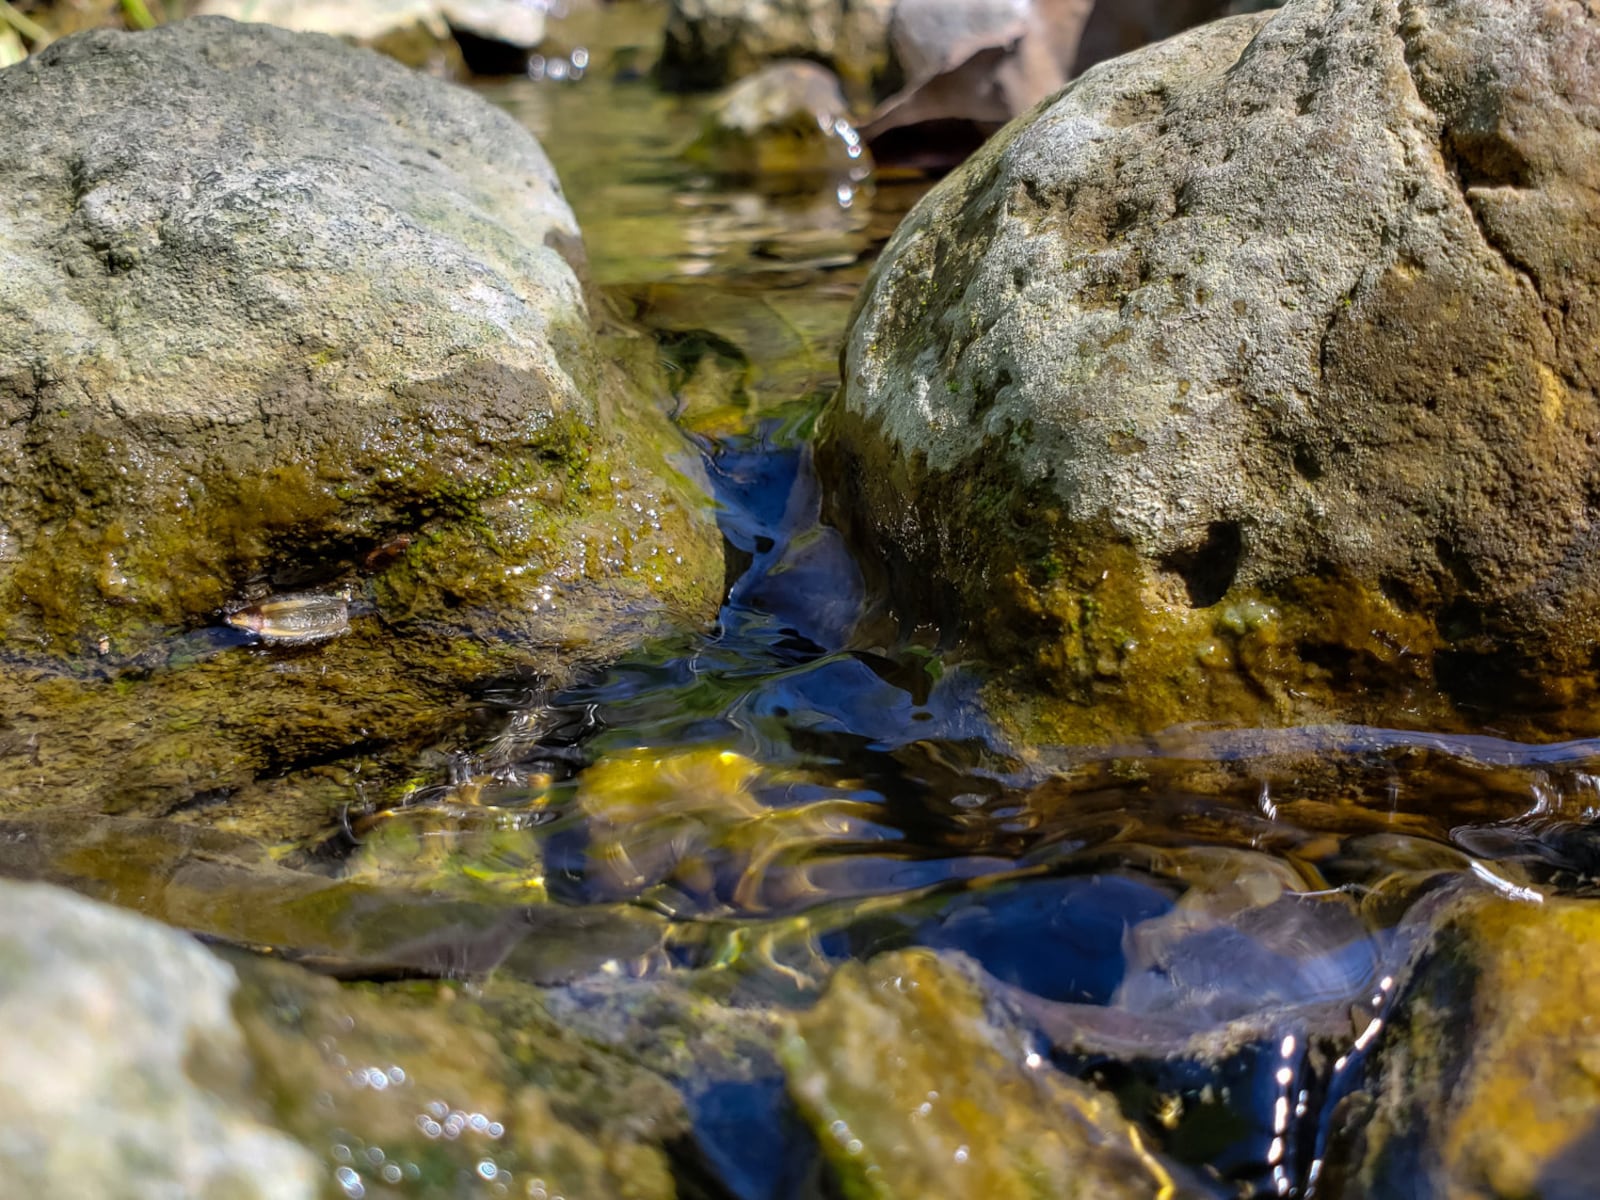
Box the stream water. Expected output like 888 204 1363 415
8 8 1598 1198
334 17 1600 1196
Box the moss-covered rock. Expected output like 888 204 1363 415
780 947 1205 1198
233 956 685 1200
819 0 1600 744
1320 889 1600 1199
0 19 722 832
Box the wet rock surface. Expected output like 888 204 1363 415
820 0 1600 743
658 0 896 99
1322 889 1600 1199
233 955 687 1200
659 0 1241 137
684 59 870 180
192 0 549 69
0 878 318 1199
0 18 722 832
781 947 1207 1198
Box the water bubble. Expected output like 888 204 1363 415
334 1166 365 1199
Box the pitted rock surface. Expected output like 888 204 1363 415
821 0 1600 740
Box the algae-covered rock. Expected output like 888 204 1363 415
0 878 318 1199
780 947 1202 1198
1320 889 1600 1199
0 19 722 830
0 17 719 653
0 811 675 983
685 60 871 180
820 0 1600 743
233 955 684 1200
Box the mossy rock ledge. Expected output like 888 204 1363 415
0 18 722 832
818 0 1600 744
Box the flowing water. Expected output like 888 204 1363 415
13 9 1600 1198
420 22 1600 1194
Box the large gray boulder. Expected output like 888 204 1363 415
820 0 1600 743
0 19 721 832
0 879 317 1199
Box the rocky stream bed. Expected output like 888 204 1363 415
1 0 1599 1197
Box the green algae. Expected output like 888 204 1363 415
818 401 1600 748
0 340 723 843
780 948 1203 1200
231 955 684 1200
1323 891 1600 1198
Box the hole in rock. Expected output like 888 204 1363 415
1161 520 1243 609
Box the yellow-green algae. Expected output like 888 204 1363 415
232 955 682 1200
1326 891 1600 1199
780 948 1202 1199
0 345 723 843
820 403 1600 749
576 743 883 914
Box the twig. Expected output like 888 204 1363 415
0 0 51 46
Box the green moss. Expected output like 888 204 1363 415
816 403 1600 746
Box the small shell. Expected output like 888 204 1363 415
225 592 349 643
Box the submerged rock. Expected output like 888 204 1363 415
0 879 317 1199
780 947 1204 1198
819 0 1600 743
233 955 684 1200
1321 889 1600 1199
0 19 721 831
576 744 883 915
685 60 871 180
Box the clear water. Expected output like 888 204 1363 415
429 19 1600 1196
10 9 1599 1198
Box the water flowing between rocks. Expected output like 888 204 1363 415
4 6 1599 1199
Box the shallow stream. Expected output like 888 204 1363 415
12 8 1600 1198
